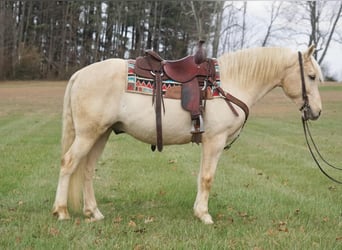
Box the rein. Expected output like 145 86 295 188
298 51 342 184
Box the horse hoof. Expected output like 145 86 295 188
194 211 214 224
52 206 70 220
84 208 104 222
85 215 104 223
85 216 104 223
200 214 214 224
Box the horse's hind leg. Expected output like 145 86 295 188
53 135 96 220
83 130 111 221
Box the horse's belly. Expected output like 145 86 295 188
117 94 193 145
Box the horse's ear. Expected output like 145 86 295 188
304 45 315 58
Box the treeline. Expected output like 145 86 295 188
1 1 341 80
0 1 222 80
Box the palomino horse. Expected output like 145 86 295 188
53 46 322 224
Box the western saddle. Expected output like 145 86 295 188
134 41 249 152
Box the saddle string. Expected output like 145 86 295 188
147 55 165 112
150 70 165 114
155 72 163 152
147 55 165 152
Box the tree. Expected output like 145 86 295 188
0 1 6 79
1 1 340 80
316 1 342 64
284 1 342 63
219 2 243 53
212 1 225 57
261 1 284 47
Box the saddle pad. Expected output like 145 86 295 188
126 59 221 98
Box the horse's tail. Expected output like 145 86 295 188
61 75 75 156
60 73 84 211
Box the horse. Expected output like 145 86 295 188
52 45 323 224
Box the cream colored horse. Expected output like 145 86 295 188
53 46 323 224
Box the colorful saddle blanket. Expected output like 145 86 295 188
126 59 221 98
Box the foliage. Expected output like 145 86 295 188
0 1 221 80
13 45 42 80
0 82 341 249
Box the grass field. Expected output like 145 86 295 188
0 81 341 249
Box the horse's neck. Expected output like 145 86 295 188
219 50 291 108
220 75 282 109
247 79 281 107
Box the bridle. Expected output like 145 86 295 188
298 52 311 121
298 51 342 184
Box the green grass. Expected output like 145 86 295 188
0 82 342 249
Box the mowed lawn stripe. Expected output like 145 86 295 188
0 113 61 194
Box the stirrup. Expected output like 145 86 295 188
191 115 205 134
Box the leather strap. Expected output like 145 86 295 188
224 91 249 121
211 80 249 122
153 72 163 152
146 54 164 152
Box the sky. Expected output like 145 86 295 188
244 1 342 81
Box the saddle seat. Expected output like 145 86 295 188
141 50 209 83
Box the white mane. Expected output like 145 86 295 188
218 47 297 87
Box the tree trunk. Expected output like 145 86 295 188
0 1 5 79
308 1 318 59
241 2 247 49
318 2 342 64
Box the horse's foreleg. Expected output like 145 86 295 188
83 130 111 222
53 136 95 220
194 137 225 224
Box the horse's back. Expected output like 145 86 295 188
72 58 127 85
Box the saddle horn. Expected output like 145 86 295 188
194 40 207 65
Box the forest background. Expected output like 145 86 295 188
0 0 341 81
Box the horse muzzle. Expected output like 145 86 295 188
301 104 321 121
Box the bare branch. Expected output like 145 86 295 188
319 2 342 64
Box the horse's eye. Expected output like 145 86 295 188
308 74 316 81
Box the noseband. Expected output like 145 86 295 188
298 51 342 184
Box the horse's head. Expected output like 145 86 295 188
282 45 323 121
